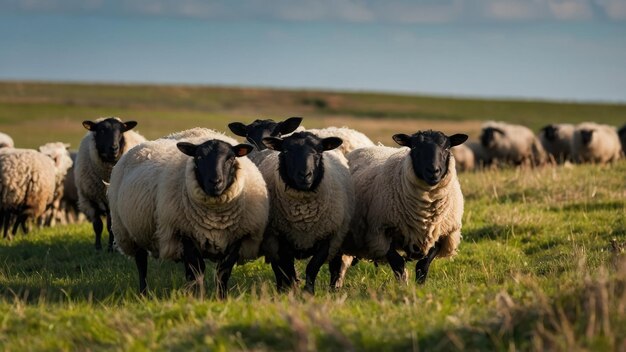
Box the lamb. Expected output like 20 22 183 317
335 130 467 285
228 117 303 165
571 122 622 164
539 123 575 163
618 124 626 155
75 117 145 251
0 144 73 239
0 132 14 149
305 126 375 155
37 142 74 227
451 143 474 172
108 128 269 298
480 121 547 166
259 132 354 294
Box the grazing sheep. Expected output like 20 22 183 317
539 124 575 163
305 126 375 155
336 130 467 285
451 143 475 172
480 121 547 166
228 117 303 165
259 132 354 294
75 117 145 251
618 124 626 155
0 132 14 149
109 128 269 298
0 145 73 239
465 141 493 169
571 122 622 164
37 143 74 227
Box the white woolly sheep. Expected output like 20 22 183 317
0 144 73 239
37 142 74 227
480 121 547 166
228 117 303 165
108 128 269 298
305 126 375 155
451 143 474 172
539 123 575 163
0 132 14 149
336 130 467 285
75 117 145 251
60 151 83 224
571 122 622 164
259 131 355 294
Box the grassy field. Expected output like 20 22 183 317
0 82 625 351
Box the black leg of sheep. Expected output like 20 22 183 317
415 241 441 284
215 240 241 300
271 236 298 293
385 247 407 283
182 237 206 296
328 255 343 289
304 239 330 295
134 247 148 295
105 211 115 252
92 213 104 250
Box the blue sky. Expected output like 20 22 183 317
1 0 626 102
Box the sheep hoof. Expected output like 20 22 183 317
303 284 315 295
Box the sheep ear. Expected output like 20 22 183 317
82 121 96 131
321 137 343 151
232 144 253 157
176 142 198 156
392 134 411 147
492 127 505 135
448 134 468 147
262 137 283 151
228 122 248 137
276 117 303 135
123 121 138 132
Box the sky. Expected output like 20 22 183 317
1 0 626 102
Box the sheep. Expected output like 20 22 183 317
258 131 355 294
108 128 269 298
618 124 626 156
0 144 73 239
539 123 575 163
305 126 375 155
0 132 14 149
60 151 83 224
228 117 303 165
571 122 622 164
480 121 547 166
465 141 493 169
75 117 145 251
335 130 467 285
37 142 74 227
451 143 475 172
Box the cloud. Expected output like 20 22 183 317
2 0 625 23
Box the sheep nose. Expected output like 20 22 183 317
109 146 119 153
299 171 313 179
209 178 223 185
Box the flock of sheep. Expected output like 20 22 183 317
0 118 624 298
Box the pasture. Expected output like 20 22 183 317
0 82 625 351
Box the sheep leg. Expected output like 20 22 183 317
271 247 296 292
182 237 206 295
304 239 330 294
105 211 115 252
386 247 408 283
415 241 441 284
92 215 104 250
215 240 241 300
329 255 353 290
12 214 27 236
135 247 148 295
3 212 13 240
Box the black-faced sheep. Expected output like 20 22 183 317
259 132 354 294
108 128 269 298
539 123 575 163
480 121 547 166
228 117 303 165
336 130 467 285
75 117 145 251
571 122 622 164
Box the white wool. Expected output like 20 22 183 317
305 127 375 155
571 122 622 164
481 121 547 166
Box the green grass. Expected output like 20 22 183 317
0 81 624 350
1 163 624 351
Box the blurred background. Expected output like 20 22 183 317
0 0 625 147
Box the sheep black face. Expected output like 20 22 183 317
263 132 342 191
541 124 558 142
82 118 137 163
177 140 253 197
580 129 594 146
228 117 302 150
393 131 468 186
480 127 504 149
